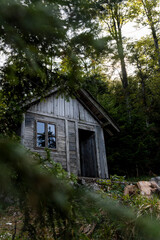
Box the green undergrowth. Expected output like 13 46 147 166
94 175 160 239
97 175 160 217
1 145 160 239
33 148 77 183
126 176 152 182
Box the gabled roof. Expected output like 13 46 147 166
25 88 120 136
76 89 120 136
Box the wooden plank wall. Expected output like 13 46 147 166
29 95 98 124
24 93 109 178
24 112 67 171
68 121 77 175
96 126 109 178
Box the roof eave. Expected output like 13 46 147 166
77 89 120 134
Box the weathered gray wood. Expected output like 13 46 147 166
48 97 53 114
23 88 112 179
69 145 76 151
95 128 101 178
78 89 120 132
79 103 85 121
69 98 74 119
64 100 68 118
28 93 99 124
59 96 65 116
24 112 67 165
53 96 58 116
96 126 108 178
28 110 100 128
75 121 80 175
78 123 95 131
79 129 98 177
65 119 70 173
73 99 79 120
68 121 77 174
100 128 109 178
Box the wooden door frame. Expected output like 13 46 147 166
78 128 99 177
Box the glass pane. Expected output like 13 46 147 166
48 124 55 136
48 136 56 149
37 122 45 134
37 134 45 147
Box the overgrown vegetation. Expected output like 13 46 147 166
1 140 160 240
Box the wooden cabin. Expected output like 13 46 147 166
21 89 119 179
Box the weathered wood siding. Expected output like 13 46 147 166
68 121 77 175
23 93 108 178
24 112 67 170
29 94 98 124
96 126 108 178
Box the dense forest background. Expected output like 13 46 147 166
0 0 160 177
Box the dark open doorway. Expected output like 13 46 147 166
79 129 98 178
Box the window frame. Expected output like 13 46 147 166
35 120 57 151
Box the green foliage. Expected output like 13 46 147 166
0 0 104 135
0 137 97 239
98 175 126 199
2 139 160 239
85 70 160 177
33 148 77 183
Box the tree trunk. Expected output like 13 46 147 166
107 3 130 121
136 56 149 127
150 23 160 69
117 34 128 90
116 24 131 121
142 0 160 69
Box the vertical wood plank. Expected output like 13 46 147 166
21 113 25 145
42 100 45 113
55 96 58 116
30 104 35 112
47 96 52 114
95 127 101 178
37 102 40 112
58 96 63 116
75 121 80 175
39 101 42 112
51 96 54 114
79 104 85 121
96 126 109 178
65 119 70 173
61 96 65 116
65 100 70 118
69 98 73 119
73 99 78 120
45 96 48 114
101 128 109 178
53 95 56 115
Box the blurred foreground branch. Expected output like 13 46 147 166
0 137 160 239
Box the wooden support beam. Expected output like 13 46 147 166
75 121 81 175
95 128 101 178
21 113 25 145
65 119 70 174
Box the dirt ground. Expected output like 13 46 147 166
0 206 24 238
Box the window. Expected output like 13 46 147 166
36 121 56 149
37 122 45 147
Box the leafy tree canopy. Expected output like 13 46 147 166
0 0 110 134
